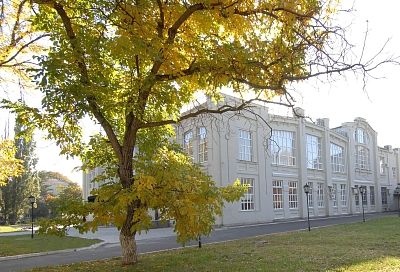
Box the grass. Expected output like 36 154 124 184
0 225 23 233
30 216 400 272
0 234 101 257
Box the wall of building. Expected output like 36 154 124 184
82 95 400 226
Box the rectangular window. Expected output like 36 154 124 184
392 167 397 178
272 180 283 210
370 186 375 206
307 182 313 208
355 186 360 206
317 182 324 207
379 157 385 174
330 143 345 173
332 184 338 207
198 127 208 163
381 187 388 205
271 130 296 166
288 181 298 209
240 178 255 211
340 184 347 207
306 134 322 170
239 130 252 161
355 146 370 170
183 130 193 158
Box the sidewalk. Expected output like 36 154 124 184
66 226 176 244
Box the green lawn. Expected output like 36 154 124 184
30 216 400 272
0 234 101 257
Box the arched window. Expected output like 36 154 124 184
354 128 369 144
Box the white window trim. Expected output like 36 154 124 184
198 127 208 163
288 181 298 209
272 180 283 210
239 130 253 162
330 143 345 173
240 178 255 211
271 130 296 166
306 134 323 170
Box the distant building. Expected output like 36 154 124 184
39 171 78 197
43 178 71 196
83 95 400 225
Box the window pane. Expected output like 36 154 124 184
330 143 345 173
240 178 255 211
306 135 322 170
270 130 296 166
183 130 193 159
272 180 283 210
239 130 252 161
198 127 208 163
288 181 298 209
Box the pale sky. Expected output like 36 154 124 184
1 0 400 186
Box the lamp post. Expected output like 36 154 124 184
303 184 311 231
358 187 366 222
28 195 36 239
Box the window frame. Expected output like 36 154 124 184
239 130 252 162
197 127 208 163
340 184 347 207
355 146 370 170
307 182 313 208
370 186 375 206
183 130 194 159
270 130 296 166
330 143 345 173
381 187 388 205
355 128 369 144
306 134 323 170
332 183 338 207
317 182 324 208
240 177 255 211
272 180 283 210
288 181 298 209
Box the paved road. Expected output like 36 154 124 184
0 212 396 272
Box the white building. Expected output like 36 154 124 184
83 95 400 225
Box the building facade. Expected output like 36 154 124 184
175 96 400 225
83 95 400 226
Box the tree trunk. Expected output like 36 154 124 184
120 230 137 265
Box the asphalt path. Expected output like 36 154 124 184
0 212 396 272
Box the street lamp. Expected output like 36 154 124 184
358 187 366 222
28 195 36 239
394 186 400 217
303 184 311 231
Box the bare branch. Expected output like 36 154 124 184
138 98 294 129
0 34 49 66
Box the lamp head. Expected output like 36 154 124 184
303 184 311 194
28 195 36 204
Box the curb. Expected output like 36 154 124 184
0 241 107 262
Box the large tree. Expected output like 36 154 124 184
2 0 396 265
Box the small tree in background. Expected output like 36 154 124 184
0 120 40 224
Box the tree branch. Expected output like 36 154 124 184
138 98 294 129
33 0 123 162
0 34 49 66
